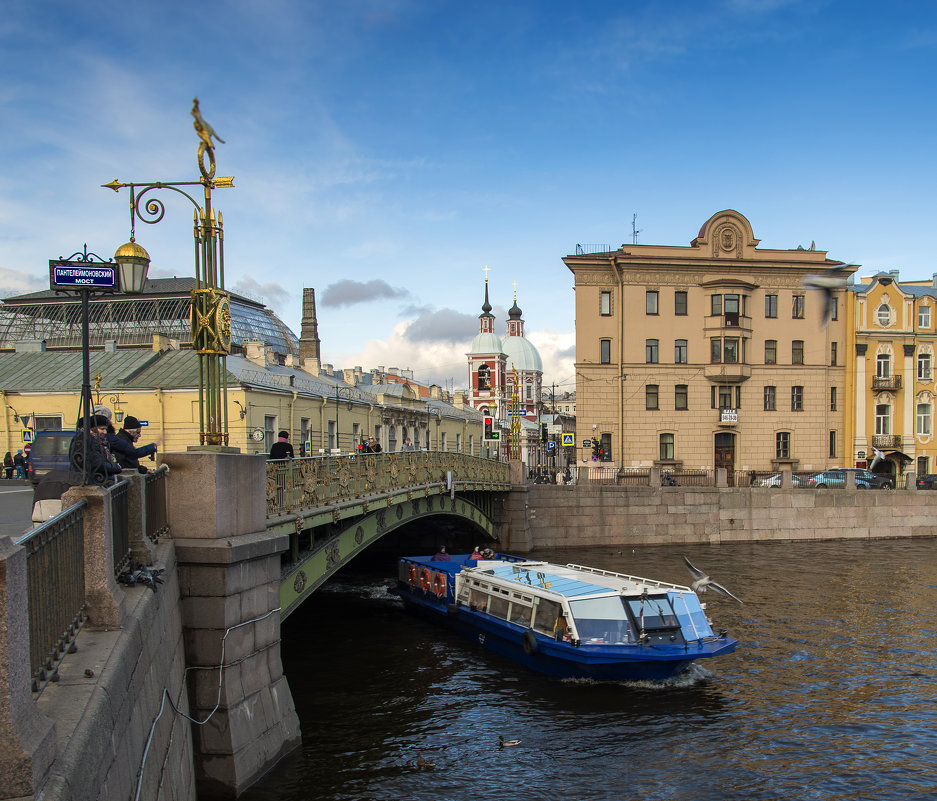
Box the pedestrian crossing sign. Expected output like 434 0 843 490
561 433 575 446
22 428 33 443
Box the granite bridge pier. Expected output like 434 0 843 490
2 454 933 800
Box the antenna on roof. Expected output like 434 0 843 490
632 213 642 245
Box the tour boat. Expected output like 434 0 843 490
397 553 738 681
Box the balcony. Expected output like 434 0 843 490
872 435 902 449
705 363 752 382
872 375 901 391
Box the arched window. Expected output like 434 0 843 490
877 304 891 327
478 364 491 391
876 353 891 378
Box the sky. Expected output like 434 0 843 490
2 0 936 396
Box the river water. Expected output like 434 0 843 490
243 539 937 801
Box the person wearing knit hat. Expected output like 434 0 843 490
109 414 157 474
269 430 294 460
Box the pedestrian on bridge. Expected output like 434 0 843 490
269 431 294 460
109 416 158 473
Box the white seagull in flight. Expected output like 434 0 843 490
803 265 848 328
683 556 744 603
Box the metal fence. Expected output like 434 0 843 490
266 452 511 518
15 502 86 691
110 479 131 575
144 466 170 543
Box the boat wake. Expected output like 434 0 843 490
560 662 714 689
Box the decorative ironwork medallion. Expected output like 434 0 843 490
355 526 364 544
293 571 307 593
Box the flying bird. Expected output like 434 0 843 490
683 556 743 603
869 447 886 471
803 265 848 328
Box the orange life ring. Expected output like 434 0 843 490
434 572 446 599
408 565 418 587
421 568 432 593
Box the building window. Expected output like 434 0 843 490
792 294 805 319
831 342 838 366
918 403 932 436
646 385 659 410
718 385 733 410
792 340 804 365
765 294 778 318
791 386 804 411
736 385 742 408
710 338 721 363
600 290 612 316
711 294 722 316
877 304 891 327
723 338 739 363
478 364 491 391
829 430 837 458
646 290 659 315
600 339 611 364
765 340 777 364
440 432 447 451
659 433 674 461
456 433 462 452
764 386 776 411
675 384 688 410
265 415 277 453
831 297 839 321
646 339 659 363
388 427 397 452
675 291 687 315
300 417 310 455
33 415 63 431
724 294 741 326
876 353 891 378
776 431 790 459
675 339 688 363
600 433 612 462
830 387 837 411
918 456 929 477
920 304 931 328
875 404 891 435
919 353 932 381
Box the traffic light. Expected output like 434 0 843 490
592 439 599 458
540 423 548 442
484 416 499 441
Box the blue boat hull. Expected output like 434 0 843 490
396 569 737 682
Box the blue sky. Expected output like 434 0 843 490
2 0 935 394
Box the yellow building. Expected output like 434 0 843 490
564 210 856 479
846 271 937 482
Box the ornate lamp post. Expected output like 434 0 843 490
103 99 234 448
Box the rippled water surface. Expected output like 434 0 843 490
243 539 937 801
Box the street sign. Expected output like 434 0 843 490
138 420 149 427
507 409 529 417
562 433 575 446
583 438 591 448
21 428 33 443
49 261 117 290
546 441 556 451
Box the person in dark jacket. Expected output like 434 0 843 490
108 415 157 473
3 451 13 479
70 415 123 485
13 449 26 479
269 431 294 460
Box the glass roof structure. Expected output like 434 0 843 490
0 277 299 358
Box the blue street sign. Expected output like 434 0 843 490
50 262 116 290
562 433 575 446
138 420 149 427
546 441 556 451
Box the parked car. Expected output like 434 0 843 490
28 430 74 483
753 472 809 487
806 468 893 490
916 474 937 490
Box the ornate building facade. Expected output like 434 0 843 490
564 210 856 480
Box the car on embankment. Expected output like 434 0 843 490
805 468 893 490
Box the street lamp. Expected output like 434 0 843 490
103 98 235 448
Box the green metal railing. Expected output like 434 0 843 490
16 503 87 691
144 466 170 543
110 479 131 575
266 452 510 518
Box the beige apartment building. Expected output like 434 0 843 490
564 210 856 480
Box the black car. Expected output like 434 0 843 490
916 474 937 490
807 468 893 489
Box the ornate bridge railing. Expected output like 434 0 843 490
266 452 510 518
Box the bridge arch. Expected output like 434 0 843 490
279 494 495 618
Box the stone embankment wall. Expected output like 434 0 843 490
35 542 196 801
502 486 937 551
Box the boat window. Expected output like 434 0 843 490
625 596 680 632
533 599 563 636
469 588 490 612
487 595 509 620
567 596 633 644
508 602 533 627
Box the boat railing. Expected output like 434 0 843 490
566 563 691 592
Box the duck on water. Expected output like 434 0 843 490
396 552 740 682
